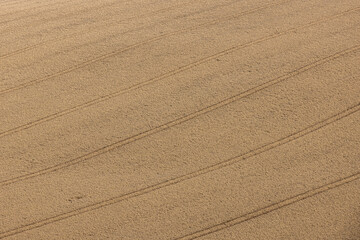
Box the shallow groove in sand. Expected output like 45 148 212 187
0 0 294 95
1 44 358 186
0 102 358 239
175 172 360 240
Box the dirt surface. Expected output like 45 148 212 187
0 0 359 239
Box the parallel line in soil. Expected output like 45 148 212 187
0 0 294 95
175 172 360 239
0 103 358 239
1 44 358 187
0 0 238 59
1 10 358 140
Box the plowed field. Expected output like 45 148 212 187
0 0 359 239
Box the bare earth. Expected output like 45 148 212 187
0 0 359 239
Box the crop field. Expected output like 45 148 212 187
0 0 359 239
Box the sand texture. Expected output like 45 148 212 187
0 0 359 239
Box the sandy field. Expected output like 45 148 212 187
0 0 359 239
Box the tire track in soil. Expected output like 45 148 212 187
174 172 360 240
0 0 293 95
1 44 358 186
0 0 240 59
0 102 358 239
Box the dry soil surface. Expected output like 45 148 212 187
0 0 359 239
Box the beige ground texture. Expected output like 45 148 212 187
0 0 359 239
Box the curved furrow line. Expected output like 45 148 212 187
0 10 358 140
0 1 60 15
0 0 120 18
0 0 79 24
0 1 189 59
1 44 358 187
0 103 358 239
0 0 235 59
0 0 168 28
0 0 292 95
175 172 360 240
